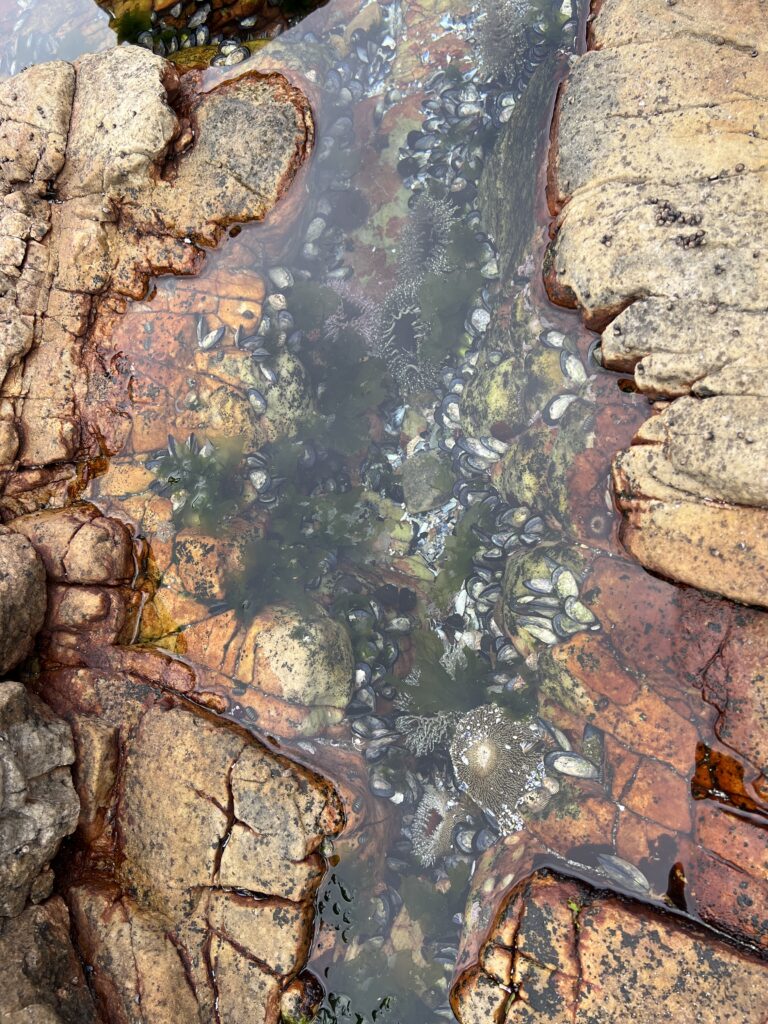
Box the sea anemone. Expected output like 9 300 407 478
395 710 458 757
323 280 382 352
378 285 439 396
449 705 543 833
411 783 461 866
472 0 531 80
397 194 457 283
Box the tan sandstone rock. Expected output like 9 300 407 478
0 46 312 481
37 664 341 1024
546 0 768 605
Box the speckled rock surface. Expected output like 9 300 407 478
453 871 768 1024
40 665 342 1024
545 0 768 605
0 526 46 673
0 896 98 1023
0 682 79 917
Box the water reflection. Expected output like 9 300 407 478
0 0 112 77
11 0 761 1017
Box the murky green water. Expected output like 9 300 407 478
7 0 752 1020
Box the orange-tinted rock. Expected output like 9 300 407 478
454 872 768 1024
623 759 691 833
694 803 768 881
702 612 768 775
11 504 135 584
689 849 768 951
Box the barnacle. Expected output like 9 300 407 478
449 704 544 833
397 194 457 283
411 783 461 867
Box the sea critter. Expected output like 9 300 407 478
544 750 600 780
323 280 382 351
377 285 439 395
412 783 462 866
472 0 532 80
146 433 244 526
450 704 544 833
397 193 457 282
596 853 651 896
396 709 458 757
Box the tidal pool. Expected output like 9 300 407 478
6 0 761 1020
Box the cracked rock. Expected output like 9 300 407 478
0 46 312 486
39 665 342 1024
545 0 768 606
453 872 768 1023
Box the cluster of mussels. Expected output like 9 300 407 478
332 0 598 838
164 0 588 855
133 0 304 56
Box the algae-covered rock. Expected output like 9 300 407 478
462 356 524 438
480 54 567 278
243 604 354 709
401 450 453 513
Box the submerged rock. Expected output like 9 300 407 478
401 449 453 513
241 604 354 711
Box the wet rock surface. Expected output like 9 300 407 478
0 35 333 1024
0 45 311 483
546 0 768 606
45 669 342 1023
454 871 768 1024
2 0 768 1020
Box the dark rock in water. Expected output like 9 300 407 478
400 449 454 513
479 54 566 279
0 527 46 675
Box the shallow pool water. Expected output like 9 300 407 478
6 0 757 1019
